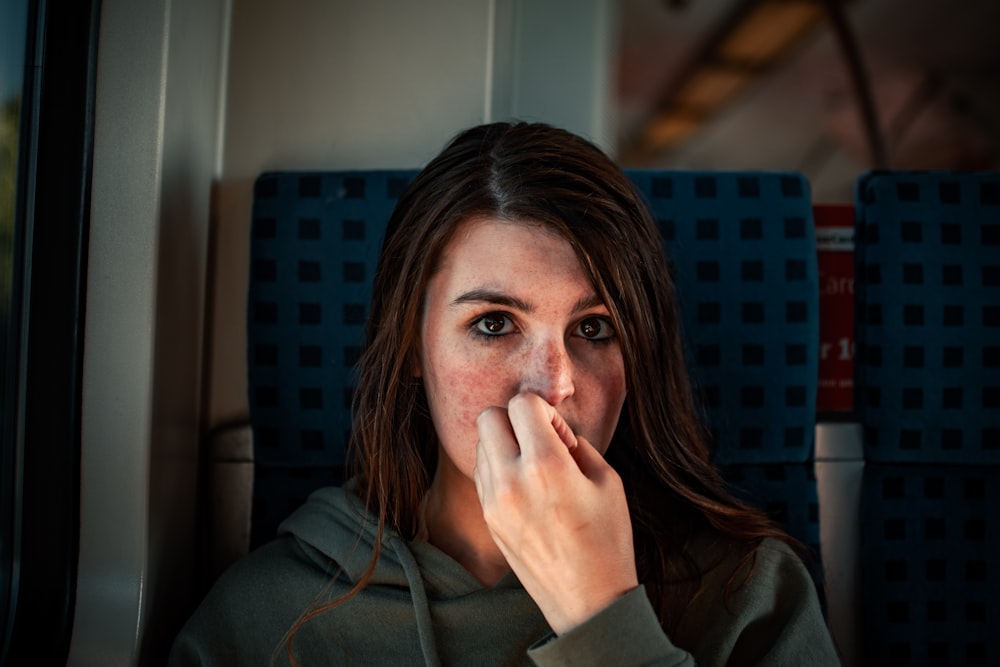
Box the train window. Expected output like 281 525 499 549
1 0 99 662
1 0 31 653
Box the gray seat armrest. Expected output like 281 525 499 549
206 423 254 582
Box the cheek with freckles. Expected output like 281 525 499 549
423 348 519 476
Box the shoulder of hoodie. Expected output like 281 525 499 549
169 536 339 664
190 485 371 621
198 527 344 617
741 537 819 601
674 534 822 637
673 536 830 665
695 535 818 606
170 486 390 664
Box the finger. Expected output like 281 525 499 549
473 436 489 499
550 408 579 451
567 435 614 480
506 393 576 461
476 405 520 465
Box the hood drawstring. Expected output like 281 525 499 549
392 538 442 667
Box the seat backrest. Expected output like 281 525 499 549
855 170 1000 463
627 170 820 465
628 170 822 556
853 170 1000 665
247 171 418 547
245 169 822 556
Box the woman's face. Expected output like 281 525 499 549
417 218 627 482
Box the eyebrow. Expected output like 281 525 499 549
450 289 605 314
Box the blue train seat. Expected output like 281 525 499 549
628 170 822 557
247 171 417 548
853 170 1000 666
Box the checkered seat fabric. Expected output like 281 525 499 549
247 170 417 545
854 170 1000 666
854 171 1000 464
628 170 821 555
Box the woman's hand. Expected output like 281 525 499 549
473 392 639 635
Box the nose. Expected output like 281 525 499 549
518 336 575 406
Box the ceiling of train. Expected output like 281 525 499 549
615 0 1000 200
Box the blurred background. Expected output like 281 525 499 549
615 0 1000 200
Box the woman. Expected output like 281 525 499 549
171 122 839 665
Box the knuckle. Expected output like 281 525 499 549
476 405 507 430
508 391 549 417
507 392 533 413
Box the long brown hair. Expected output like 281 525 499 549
286 122 796 657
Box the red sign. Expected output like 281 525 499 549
814 205 854 414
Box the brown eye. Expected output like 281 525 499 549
483 316 505 332
576 317 614 341
475 313 515 336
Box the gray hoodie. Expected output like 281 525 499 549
169 485 840 666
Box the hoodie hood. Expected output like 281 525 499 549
278 483 449 665
274 483 549 666
277 483 410 587
277 482 522 596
